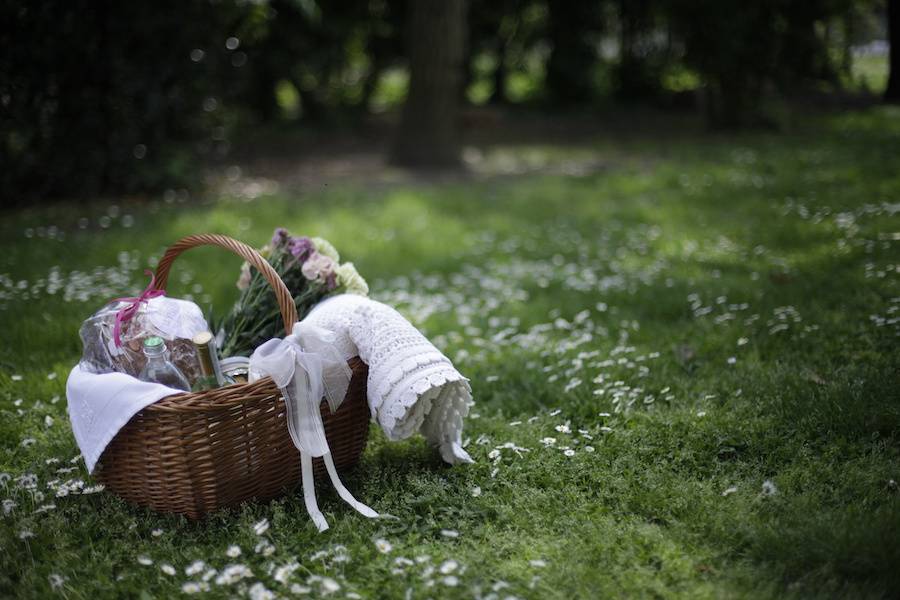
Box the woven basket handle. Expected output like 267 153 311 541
154 233 298 335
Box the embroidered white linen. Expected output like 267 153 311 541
306 294 474 465
66 366 188 473
248 322 378 531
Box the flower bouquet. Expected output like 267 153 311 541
217 228 368 357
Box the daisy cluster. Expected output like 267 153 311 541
371 535 547 599
133 522 361 597
0 251 141 307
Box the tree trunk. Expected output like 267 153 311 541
489 43 508 104
391 0 466 167
545 2 597 105
886 0 900 102
618 0 653 100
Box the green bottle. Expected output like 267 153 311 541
191 331 232 391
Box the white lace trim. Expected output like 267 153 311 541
305 294 473 464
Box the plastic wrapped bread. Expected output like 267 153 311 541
78 296 209 382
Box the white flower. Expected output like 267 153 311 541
226 544 242 558
2 499 16 514
215 564 253 585
309 550 329 561
48 574 66 590
440 529 459 538
151 528 163 537
471 486 482 497
335 262 369 296
253 518 270 536
248 582 275 600
236 262 252 290
273 561 299 584
301 251 337 284
555 424 571 434
185 560 206 576
160 563 176 576
439 560 458 574
311 237 340 261
488 449 500 460
19 529 34 540
181 582 207 594
255 540 275 556
761 480 778 496
563 449 576 457
375 538 393 553
564 378 582 392
722 486 738 496
290 583 312 594
319 577 341 593
540 437 557 446
136 555 153 565
584 446 595 453
530 559 547 568
44 416 54 428
442 575 459 586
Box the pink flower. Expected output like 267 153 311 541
301 251 336 284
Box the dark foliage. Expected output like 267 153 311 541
0 0 267 205
0 0 887 203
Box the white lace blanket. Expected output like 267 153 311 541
306 294 473 465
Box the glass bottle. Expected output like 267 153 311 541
138 336 191 391
191 330 233 391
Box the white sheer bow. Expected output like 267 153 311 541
249 322 378 532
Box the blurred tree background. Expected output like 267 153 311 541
0 0 894 205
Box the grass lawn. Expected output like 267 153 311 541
1 107 899 599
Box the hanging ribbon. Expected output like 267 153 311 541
111 270 166 348
249 322 378 532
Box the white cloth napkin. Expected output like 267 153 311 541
66 366 187 473
306 294 474 465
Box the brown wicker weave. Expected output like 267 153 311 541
94 234 370 519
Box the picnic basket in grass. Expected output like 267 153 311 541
94 234 370 519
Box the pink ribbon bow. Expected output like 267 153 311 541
111 270 166 348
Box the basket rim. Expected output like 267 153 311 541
142 356 366 414
143 376 277 413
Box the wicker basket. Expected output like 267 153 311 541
94 234 370 519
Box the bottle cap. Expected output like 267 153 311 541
143 336 164 349
192 331 214 346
